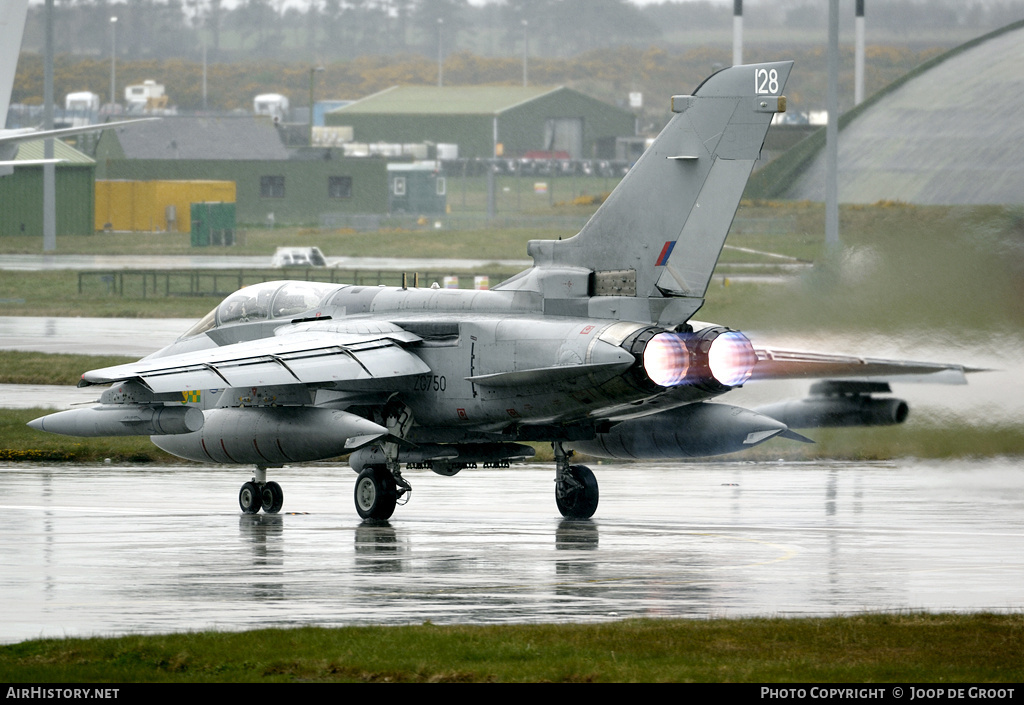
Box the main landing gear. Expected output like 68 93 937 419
354 466 411 521
238 466 284 515
353 401 413 521
553 442 599 519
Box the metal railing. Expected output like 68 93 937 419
77 267 518 298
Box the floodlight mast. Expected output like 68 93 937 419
825 0 840 251
43 0 55 253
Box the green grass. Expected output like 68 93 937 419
0 351 136 386
0 408 179 464
0 270 219 319
1 614 1021 682
0 224 554 260
0 267 530 318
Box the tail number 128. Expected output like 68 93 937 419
755 68 780 95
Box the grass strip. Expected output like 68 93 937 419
1 614 1021 682
0 408 179 464
0 351 136 386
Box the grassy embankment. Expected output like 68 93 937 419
3 201 1022 463
2 613 1022 683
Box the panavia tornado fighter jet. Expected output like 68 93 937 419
29 61 973 520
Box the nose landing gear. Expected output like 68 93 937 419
238 466 284 514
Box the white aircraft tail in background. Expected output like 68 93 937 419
0 0 155 174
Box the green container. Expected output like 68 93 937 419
190 202 236 247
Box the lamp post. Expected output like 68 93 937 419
855 0 866 105
522 20 528 87
43 0 55 252
109 16 118 110
308 66 324 147
825 0 839 250
437 18 444 87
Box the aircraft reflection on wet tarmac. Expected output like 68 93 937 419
2 460 1023 643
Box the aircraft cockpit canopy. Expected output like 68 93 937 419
180 281 344 339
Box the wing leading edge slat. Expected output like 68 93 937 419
80 330 430 391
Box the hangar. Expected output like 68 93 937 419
0 139 94 237
325 85 637 160
94 116 387 225
753 20 1024 205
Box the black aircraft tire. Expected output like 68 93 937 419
354 466 397 520
239 481 262 514
261 481 284 514
556 465 599 519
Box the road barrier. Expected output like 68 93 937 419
77 268 516 298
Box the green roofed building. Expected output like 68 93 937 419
325 85 637 160
95 116 387 226
0 139 95 237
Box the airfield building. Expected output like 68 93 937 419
325 85 637 161
94 116 387 225
0 139 94 237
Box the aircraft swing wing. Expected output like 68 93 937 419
749 346 975 385
78 327 430 392
28 321 429 463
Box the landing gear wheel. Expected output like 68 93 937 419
354 466 397 520
239 481 262 514
555 464 599 519
261 481 284 514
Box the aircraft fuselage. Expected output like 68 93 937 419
145 281 736 466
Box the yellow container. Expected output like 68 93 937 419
95 180 236 232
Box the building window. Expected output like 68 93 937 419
436 177 446 196
393 176 406 196
329 176 353 199
260 175 285 198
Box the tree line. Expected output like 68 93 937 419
19 0 1024 64
12 44 946 130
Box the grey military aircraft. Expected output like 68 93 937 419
29 61 972 520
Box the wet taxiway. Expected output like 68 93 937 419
0 316 194 357
2 459 1022 643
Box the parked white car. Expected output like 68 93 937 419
271 247 327 268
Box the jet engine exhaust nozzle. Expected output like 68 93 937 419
700 328 757 388
641 332 691 387
630 327 756 391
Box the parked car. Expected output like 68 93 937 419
271 247 327 268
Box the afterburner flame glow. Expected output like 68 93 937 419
707 331 757 386
642 333 690 387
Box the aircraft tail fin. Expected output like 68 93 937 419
500 61 792 326
1 0 30 127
